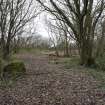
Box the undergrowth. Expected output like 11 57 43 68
59 56 105 90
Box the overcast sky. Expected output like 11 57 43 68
35 13 49 38
36 21 49 38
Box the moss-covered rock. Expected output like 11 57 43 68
3 61 26 79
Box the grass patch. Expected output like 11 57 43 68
0 79 17 88
18 48 42 54
0 61 26 88
59 56 80 69
87 68 105 89
60 56 105 89
18 48 49 55
0 54 26 88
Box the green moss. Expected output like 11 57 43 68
19 48 42 55
3 61 26 79
96 57 105 71
0 58 7 76
60 57 80 69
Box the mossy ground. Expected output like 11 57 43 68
3 61 26 79
0 56 26 87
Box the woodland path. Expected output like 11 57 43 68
0 53 105 105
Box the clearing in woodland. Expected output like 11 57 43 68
0 52 105 105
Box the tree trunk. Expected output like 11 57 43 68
53 44 59 57
63 31 69 57
64 34 69 57
80 41 95 66
3 38 11 60
55 47 59 57
0 35 6 59
2 45 10 60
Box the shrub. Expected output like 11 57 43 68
3 61 26 79
96 56 105 71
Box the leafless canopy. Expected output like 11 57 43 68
0 0 41 58
36 0 105 66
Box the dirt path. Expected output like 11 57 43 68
0 53 105 105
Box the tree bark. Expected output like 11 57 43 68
2 36 11 60
64 33 69 57
80 40 95 66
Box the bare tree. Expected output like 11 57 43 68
0 0 41 59
45 18 64 56
37 0 105 66
44 15 74 57
55 21 73 57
